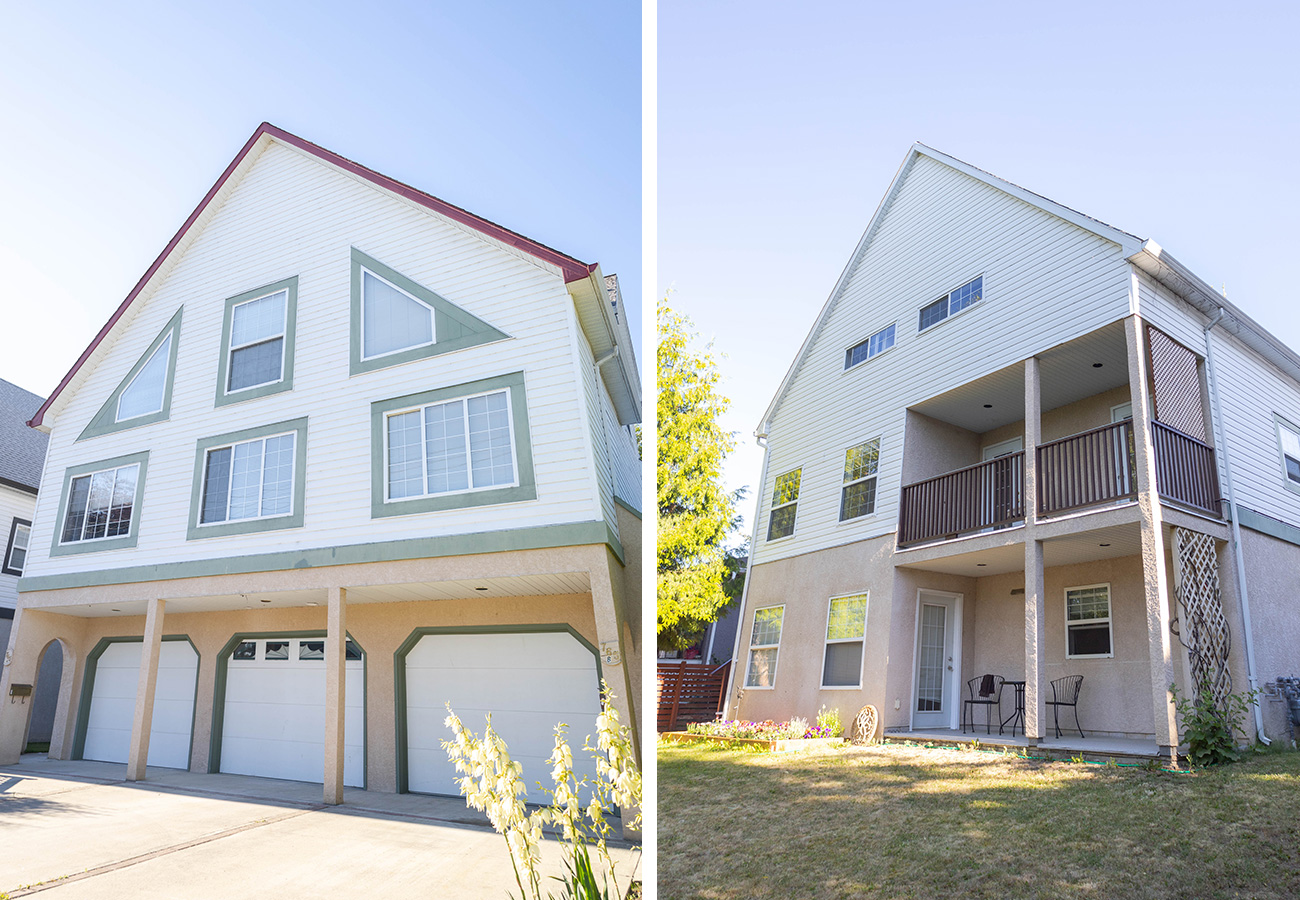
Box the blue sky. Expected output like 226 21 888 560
0 1 641 400
659 0 1300 538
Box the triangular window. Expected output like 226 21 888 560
117 333 171 421
78 307 183 441
361 270 435 360
349 248 509 375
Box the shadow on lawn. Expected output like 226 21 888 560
658 742 1300 900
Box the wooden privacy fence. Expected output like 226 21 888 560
898 452 1025 546
657 660 731 732
1037 419 1136 516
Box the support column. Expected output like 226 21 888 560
126 599 165 782
1024 357 1046 742
588 547 641 840
1126 312 1179 764
324 586 347 805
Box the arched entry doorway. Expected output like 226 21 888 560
23 640 65 755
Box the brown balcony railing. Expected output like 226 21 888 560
1151 420 1221 516
1037 420 1136 516
898 452 1025 546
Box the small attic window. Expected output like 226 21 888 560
116 334 171 421
361 268 435 360
919 275 983 331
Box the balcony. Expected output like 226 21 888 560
899 419 1220 547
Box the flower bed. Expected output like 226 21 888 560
665 718 845 751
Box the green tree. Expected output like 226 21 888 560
657 297 740 650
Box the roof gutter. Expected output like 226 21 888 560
1201 306 1269 744
721 431 770 717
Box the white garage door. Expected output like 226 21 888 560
405 631 602 797
82 640 197 770
220 637 364 787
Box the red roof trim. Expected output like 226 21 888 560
29 122 594 429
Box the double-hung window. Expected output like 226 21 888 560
188 419 307 539
840 438 880 521
216 278 297 406
845 324 896 369
3 518 32 576
744 605 784 688
1065 584 1113 658
767 468 801 541
51 452 150 556
822 593 868 687
919 275 983 331
371 372 537 517
1276 416 1300 493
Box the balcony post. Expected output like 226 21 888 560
324 586 347 805
1023 356 1046 741
1126 311 1179 764
126 598 165 782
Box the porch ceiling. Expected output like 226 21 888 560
895 521 1143 578
910 321 1130 433
34 571 594 618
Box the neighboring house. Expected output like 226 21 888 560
0 123 642 808
725 144 1300 759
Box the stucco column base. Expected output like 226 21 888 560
587 546 641 841
126 599 166 782
324 586 347 805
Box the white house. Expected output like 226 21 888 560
0 124 643 807
0 378 48 669
726 144 1300 760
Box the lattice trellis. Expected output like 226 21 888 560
1172 527 1231 710
1148 326 1207 441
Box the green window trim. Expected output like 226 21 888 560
214 276 298 407
49 451 151 557
71 634 199 764
370 371 536 518
79 307 184 441
1273 413 1300 497
208 630 366 787
349 247 509 376
186 417 309 540
391 624 600 794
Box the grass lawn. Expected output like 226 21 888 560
659 740 1300 899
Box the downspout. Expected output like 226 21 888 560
1202 308 1270 744
721 428 773 720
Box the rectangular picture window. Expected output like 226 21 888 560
1065 584 1113 658
919 275 983 331
767 468 801 541
822 593 868 687
60 464 140 543
200 432 297 525
745 606 785 688
845 323 896 369
385 389 516 501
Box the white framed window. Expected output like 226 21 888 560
821 593 868 688
1275 416 1300 494
1065 583 1113 658
361 266 436 361
60 464 140 544
226 289 288 393
767 468 801 541
385 388 518 501
845 324 896 369
116 333 172 422
199 431 297 524
3 518 31 575
840 438 880 521
744 605 785 688
919 275 983 331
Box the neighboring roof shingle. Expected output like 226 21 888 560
0 379 48 492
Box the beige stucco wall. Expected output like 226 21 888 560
1234 526 1300 743
1 566 620 790
901 411 980 484
729 534 898 730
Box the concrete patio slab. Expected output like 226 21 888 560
0 756 639 898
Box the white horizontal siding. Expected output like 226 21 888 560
574 320 618 541
0 485 37 607
753 154 1132 565
605 377 641 513
25 142 604 580
1134 272 1208 351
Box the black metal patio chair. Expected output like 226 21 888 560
961 674 1004 734
1047 675 1085 738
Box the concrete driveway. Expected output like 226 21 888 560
0 756 639 898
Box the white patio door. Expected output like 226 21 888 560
913 591 959 730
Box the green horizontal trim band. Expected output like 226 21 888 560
1233 504 1300 549
19 520 623 593
613 495 642 519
